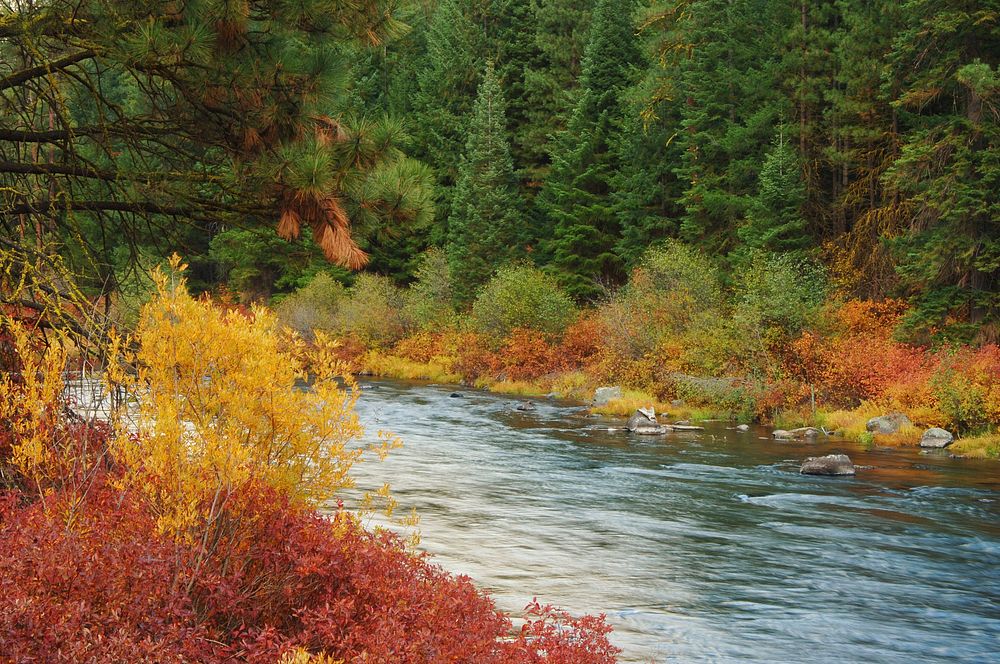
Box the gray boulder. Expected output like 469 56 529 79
515 401 535 412
866 413 912 434
772 429 795 440
800 454 856 476
594 386 623 406
735 424 751 432
920 427 954 448
789 426 821 439
627 407 658 431
627 407 670 435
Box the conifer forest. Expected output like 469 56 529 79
1 1 999 662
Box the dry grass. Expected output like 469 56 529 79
362 351 461 384
951 433 1000 459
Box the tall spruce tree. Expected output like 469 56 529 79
447 61 526 305
667 0 787 252
739 129 810 253
885 0 1000 341
538 0 642 300
521 0 595 184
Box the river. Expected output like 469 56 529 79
346 379 1000 663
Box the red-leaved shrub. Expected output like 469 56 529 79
0 477 620 664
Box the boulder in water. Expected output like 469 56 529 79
627 407 657 431
626 408 670 434
920 427 954 448
449 392 464 398
735 424 751 432
866 413 912 434
789 426 821 439
800 454 855 476
593 386 623 406
515 401 535 412
772 429 794 440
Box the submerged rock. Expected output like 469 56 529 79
920 427 954 448
593 386 623 406
449 392 464 398
866 413 912 434
800 454 856 476
515 401 535 412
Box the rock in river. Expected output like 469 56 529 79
866 413 912 434
515 401 535 412
800 454 856 476
920 427 954 448
772 429 795 440
735 424 751 432
626 408 669 435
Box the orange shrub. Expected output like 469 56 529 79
491 328 562 382
558 314 607 369
392 331 448 363
449 332 498 382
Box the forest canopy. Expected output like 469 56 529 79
1 0 998 346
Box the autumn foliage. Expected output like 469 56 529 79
0 259 619 663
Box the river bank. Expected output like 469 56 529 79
350 346 999 461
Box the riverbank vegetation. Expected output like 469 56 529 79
0 261 618 662
276 243 1000 458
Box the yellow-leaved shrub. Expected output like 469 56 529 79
0 321 68 491
108 256 369 537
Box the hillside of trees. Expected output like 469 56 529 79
3 0 997 347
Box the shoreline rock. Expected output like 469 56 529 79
919 427 954 448
866 413 912 434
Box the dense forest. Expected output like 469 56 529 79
3 0 998 344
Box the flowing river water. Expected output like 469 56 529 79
346 379 1000 663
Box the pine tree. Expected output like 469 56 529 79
412 0 485 242
739 130 810 253
824 0 906 297
612 74 686 267
521 0 595 184
447 62 526 305
667 0 788 252
486 0 540 175
538 0 642 300
885 0 1000 341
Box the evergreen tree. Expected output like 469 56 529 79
668 0 787 252
486 0 540 175
413 0 485 241
824 0 906 297
612 39 687 268
739 130 810 253
885 0 1000 341
521 0 595 184
538 0 642 300
447 62 526 305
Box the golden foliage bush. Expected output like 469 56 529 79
108 256 372 537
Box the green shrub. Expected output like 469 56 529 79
732 250 827 335
598 241 724 360
470 265 576 340
336 274 408 347
403 248 456 331
274 272 346 341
